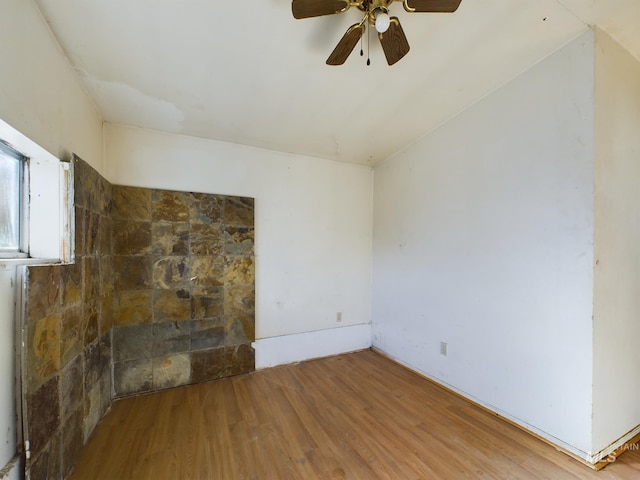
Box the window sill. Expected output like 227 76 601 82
0 258 61 270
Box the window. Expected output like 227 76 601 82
0 142 27 258
0 118 74 264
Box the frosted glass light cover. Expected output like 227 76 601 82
375 11 390 33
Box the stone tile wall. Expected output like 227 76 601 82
25 157 112 480
111 187 255 396
23 158 255 480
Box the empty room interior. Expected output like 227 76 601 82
2 0 640 479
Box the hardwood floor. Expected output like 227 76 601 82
69 350 640 479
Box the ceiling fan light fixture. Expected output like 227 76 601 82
374 9 391 33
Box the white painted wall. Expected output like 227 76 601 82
592 29 640 454
0 0 103 174
0 2 103 477
0 269 17 476
105 125 373 365
372 32 596 456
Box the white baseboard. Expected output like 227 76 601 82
253 323 372 369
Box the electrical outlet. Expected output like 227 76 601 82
440 342 448 356
336 312 342 322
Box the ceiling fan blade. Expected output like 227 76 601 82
404 0 462 13
326 24 365 66
379 17 410 66
292 0 351 19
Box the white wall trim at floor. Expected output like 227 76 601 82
253 323 372 369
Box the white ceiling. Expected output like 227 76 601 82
34 0 640 166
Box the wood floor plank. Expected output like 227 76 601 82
69 350 640 480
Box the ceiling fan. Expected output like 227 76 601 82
292 0 462 66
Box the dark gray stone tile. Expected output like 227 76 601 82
112 324 153 362
84 336 110 388
114 359 153 397
152 321 191 357
191 318 226 351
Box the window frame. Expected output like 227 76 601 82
0 141 29 259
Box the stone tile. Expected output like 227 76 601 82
84 370 110 442
99 367 111 419
190 256 223 288
100 177 113 218
73 157 94 210
60 307 82 367
85 211 101 255
223 196 254 227
152 190 192 223
60 354 83 421
83 300 99 346
190 193 223 224
191 318 226 351
152 321 191 357
113 324 153 362
60 261 83 307
98 256 114 296
152 353 191 390
84 336 110 388
223 256 254 287
114 255 153 291
113 220 152 255
152 222 189 255
191 346 230 383
27 375 60 458
112 185 152 221
224 226 254 256
191 344 253 382
26 313 61 390
225 317 251 346
191 286 224 320
114 359 153 397
237 314 256 342
27 266 61 322
61 406 83 478
232 343 255 376
153 289 192 322
28 432 61 480
97 214 112 255
74 206 86 258
190 223 224 256
83 256 100 301
114 290 153 326
99 289 114 335
152 256 190 289
224 285 255 317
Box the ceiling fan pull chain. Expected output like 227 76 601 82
367 11 371 65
